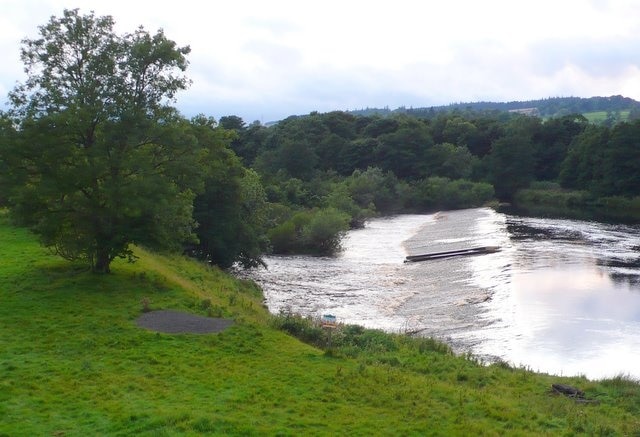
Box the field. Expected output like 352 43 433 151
1 209 639 435
582 110 630 124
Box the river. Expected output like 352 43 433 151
241 208 640 380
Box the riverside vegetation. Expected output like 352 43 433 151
4 10 640 275
2 210 640 435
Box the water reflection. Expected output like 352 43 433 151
477 265 640 378
473 213 640 379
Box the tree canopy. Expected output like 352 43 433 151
1 9 204 273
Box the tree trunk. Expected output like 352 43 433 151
93 246 112 274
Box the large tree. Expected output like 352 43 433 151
484 118 536 200
2 9 203 273
189 116 269 269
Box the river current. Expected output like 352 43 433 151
241 208 640 380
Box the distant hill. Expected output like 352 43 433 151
349 95 640 120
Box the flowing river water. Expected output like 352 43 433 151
241 208 640 380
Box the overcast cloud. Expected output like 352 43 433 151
1 0 639 122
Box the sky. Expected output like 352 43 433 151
1 0 640 123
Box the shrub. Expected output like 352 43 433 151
267 221 297 254
411 177 495 211
268 208 350 256
340 327 398 353
346 167 406 213
300 208 350 255
323 185 376 227
270 310 325 347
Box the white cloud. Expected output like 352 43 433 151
2 0 640 120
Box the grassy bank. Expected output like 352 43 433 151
1 210 639 435
513 184 640 223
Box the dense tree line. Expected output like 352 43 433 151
351 95 640 119
223 106 640 240
560 122 640 198
224 109 588 204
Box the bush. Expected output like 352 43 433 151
300 208 350 255
514 188 589 209
267 221 297 254
339 325 398 353
267 210 312 254
346 167 407 213
529 180 562 190
267 208 349 256
323 185 375 227
270 310 325 347
411 177 495 211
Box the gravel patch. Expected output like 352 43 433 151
136 310 234 334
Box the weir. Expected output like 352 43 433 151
404 246 501 262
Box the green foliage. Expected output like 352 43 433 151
528 180 562 190
270 310 325 346
190 117 269 269
322 184 375 227
267 219 298 254
0 112 15 206
411 177 495 211
270 311 445 357
374 118 433 179
515 187 587 207
591 196 640 220
512 188 640 222
441 117 480 147
217 102 640 230
559 125 609 191
2 9 198 273
336 137 378 175
426 142 478 179
484 127 535 200
533 115 588 181
267 207 349 255
300 207 350 254
560 121 640 198
346 167 408 213
355 95 640 119
601 121 640 197
263 174 312 206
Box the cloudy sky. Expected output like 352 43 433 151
1 0 639 122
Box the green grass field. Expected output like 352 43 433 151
2 209 639 435
582 110 630 124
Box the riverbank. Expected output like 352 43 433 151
512 186 640 223
2 212 639 435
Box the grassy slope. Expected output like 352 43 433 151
1 211 639 436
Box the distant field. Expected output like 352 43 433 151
583 110 630 123
1 210 639 435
